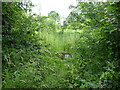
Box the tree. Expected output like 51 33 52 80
63 11 82 30
48 11 60 24
70 1 120 88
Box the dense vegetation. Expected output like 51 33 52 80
2 1 120 88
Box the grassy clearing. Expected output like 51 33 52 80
39 30 81 54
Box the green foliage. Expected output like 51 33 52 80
39 30 79 53
2 1 120 89
48 11 60 24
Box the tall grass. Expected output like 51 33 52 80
39 30 80 53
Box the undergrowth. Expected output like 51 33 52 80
2 1 120 88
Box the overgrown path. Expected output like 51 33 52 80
2 1 120 88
